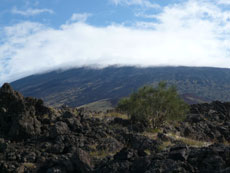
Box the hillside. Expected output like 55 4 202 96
0 83 230 172
11 66 230 108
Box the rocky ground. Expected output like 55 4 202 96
0 83 230 173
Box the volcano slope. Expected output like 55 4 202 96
11 66 230 107
0 83 230 172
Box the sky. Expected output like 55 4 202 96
1 0 230 84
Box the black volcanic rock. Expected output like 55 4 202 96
0 84 230 172
1 83 16 93
169 144 189 161
72 148 93 172
174 101 230 142
50 121 70 138
0 83 46 140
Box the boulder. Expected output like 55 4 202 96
50 122 70 138
72 148 93 173
169 144 189 161
0 83 52 140
114 148 137 161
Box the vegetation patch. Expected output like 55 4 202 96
117 82 189 129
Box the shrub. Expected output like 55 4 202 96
117 81 189 129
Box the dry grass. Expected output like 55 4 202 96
166 133 212 147
23 162 36 169
88 142 121 159
223 140 230 146
146 128 162 133
78 99 113 112
88 144 98 150
144 149 151 155
89 149 120 159
140 131 158 140
89 150 110 159
158 141 173 151
106 112 129 119
92 112 128 120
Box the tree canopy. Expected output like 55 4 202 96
117 82 189 128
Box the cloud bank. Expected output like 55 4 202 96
12 7 54 16
1 0 230 84
218 0 230 5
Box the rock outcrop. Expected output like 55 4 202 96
176 101 230 142
0 83 230 172
0 83 50 140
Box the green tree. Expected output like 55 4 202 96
117 82 189 129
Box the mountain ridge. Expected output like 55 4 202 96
11 66 230 108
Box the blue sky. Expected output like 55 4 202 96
0 0 183 27
1 0 230 84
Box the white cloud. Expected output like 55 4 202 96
218 0 230 5
68 13 92 23
111 0 160 8
1 0 230 84
12 7 54 16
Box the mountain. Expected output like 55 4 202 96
11 66 230 108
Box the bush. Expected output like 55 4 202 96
117 82 189 129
